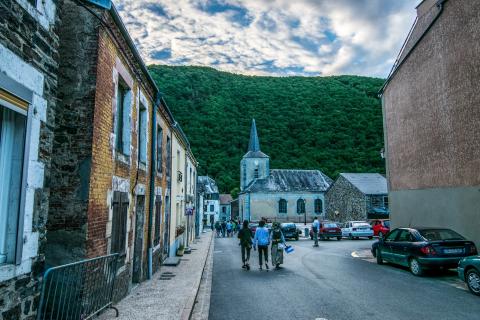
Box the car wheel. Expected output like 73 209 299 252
348 234 353 240
378 231 383 239
337 237 341 241
466 269 480 296
409 258 424 276
376 249 383 265
295 236 299 241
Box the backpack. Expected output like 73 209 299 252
272 229 282 240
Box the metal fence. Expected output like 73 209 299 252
37 254 119 320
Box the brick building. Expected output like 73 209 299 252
380 0 480 246
44 0 187 302
0 0 60 318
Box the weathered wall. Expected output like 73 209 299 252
240 156 269 191
248 192 326 222
0 0 59 318
325 175 367 222
383 1 480 243
169 132 186 256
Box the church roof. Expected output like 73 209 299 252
197 176 219 195
340 173 387 195
244 169 332 193
243 119 269 158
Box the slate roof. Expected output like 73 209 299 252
243 119 269 158
197 176 219 194
219 194 233 204
244 169 332 193
340 173 388 195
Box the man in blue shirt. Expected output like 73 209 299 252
312 217 320 247
253 220 270 270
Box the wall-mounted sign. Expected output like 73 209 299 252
85 0 112 10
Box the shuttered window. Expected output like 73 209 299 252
154 197 162 246
138 104 147 164
111 191 129 256
115 80 131 156
156 126 163 173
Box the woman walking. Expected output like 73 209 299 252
270 222 286 270
253 220 270 271
238 220 254 270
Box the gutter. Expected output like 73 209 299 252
379 0 448 96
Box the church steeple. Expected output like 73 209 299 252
248 119 260 152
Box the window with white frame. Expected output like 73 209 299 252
0 94 28 264
138 103 147 164
115 79 131 156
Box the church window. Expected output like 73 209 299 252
254 168 259 179
314 199 323 214
296 199 305 214
278 199 287 214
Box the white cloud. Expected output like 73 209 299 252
113 0 417 77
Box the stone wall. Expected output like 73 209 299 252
0 0 59 319
325 175 367 222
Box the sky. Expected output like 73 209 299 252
114 0 419 77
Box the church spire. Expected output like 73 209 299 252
248 119 260 152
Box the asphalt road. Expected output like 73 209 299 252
209 235 480 320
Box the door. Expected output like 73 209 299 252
381 229 401 262
163 195 170 258
132 195 145 283
390 229 414 267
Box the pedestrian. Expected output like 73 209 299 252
312 216 320 247
270 222 286 269
210 214 214 231
215 221 221 237
226 220 233 237
238 220 254 270
221 220 227 237
232 220 237 235
253 220 270 271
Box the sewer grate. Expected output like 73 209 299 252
180 259 190 261
162 272 174 275
159 277 172 281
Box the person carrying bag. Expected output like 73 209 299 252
270 222 287 270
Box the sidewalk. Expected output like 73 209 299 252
98 230 214 320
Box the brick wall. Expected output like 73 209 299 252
0 0 59 318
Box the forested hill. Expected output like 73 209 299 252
149 65 386 195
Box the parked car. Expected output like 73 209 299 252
372 228 477 276
371 219 390 238
458 255 480 296
342 221 374 239
281 223 300 240
249 223 259 234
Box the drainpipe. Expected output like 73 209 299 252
147 92 161 279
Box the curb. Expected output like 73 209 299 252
180 231 214 320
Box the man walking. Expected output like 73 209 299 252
312 217 320 247
253 220 270 270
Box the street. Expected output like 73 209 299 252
209 235 480 320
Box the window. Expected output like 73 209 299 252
138 104 147 164
0 102 27 264
156 126 163 173
370 196 383 208
385 229 400 242
397 230 414 242
111 191 129 256
254 168 259 179
115 80 131 156
278 199 287 214
166 136 171 177
222 206 226 213
296 199 305 214
27 0 37 6
154 197 162 246
383 196 389 208
210 205 214 212
314 199 323 214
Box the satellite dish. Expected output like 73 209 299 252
85 0 112 10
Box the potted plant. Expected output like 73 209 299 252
176 244 185 256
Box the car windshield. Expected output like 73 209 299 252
353 223 370 228
324 223 337 228
419 229 465 241
281 223 295 228
384 221 390 227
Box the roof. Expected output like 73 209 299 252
244 169 332 193
219 194 233 204
340 173 388 195
197 176 219 194
243 119 269 158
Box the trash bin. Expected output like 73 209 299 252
304 228 309 238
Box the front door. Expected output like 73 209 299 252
381 229 400 262
163 195 170 259
132 195 145 283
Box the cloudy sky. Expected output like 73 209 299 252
115 0 419 77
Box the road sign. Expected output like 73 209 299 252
85 0 112 10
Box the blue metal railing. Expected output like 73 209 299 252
37 254 119 320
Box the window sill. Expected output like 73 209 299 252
156 172 163 179
115 152 130 166
138 162 147 172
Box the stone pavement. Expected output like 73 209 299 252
98 230 214 320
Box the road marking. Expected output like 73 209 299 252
351 250 376 263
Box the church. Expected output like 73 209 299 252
239 120 332 222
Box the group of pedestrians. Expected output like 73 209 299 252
215 219 240 238
238 220 287 271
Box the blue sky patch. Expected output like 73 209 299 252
151 48 172 60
